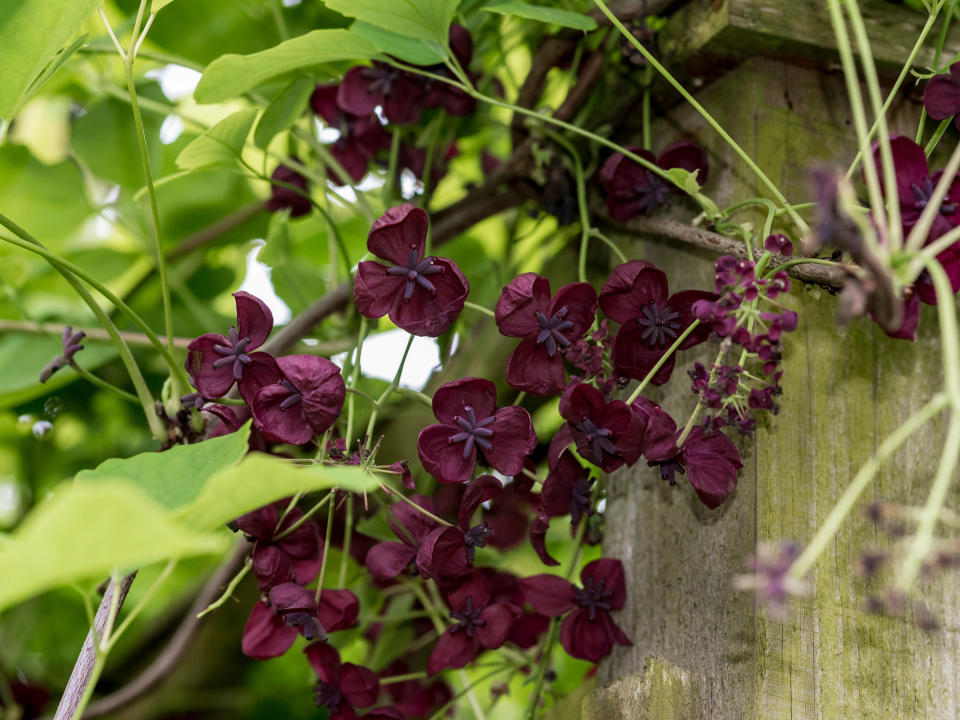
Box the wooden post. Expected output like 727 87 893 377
583 3 960 717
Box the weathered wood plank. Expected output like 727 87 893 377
584 55 960 719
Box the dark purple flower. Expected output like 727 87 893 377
495 273 598 395
923 63 960 131
733 542 806 620
871 136 960 304
518 559 632 663
417 475 502 584
426 572 515 675
558 382 644 473
365 494 439 582
39 326 86 383
266 163 311 217
306 642 380 720
338 62 428 125
540 449 594 526
235 501 323 590
354 205 470 337
423 25 478 117
482 469 537 550
311 85 390 184
186 291 282 402
251 355 345 445
642 415 743 509
383 660 452 717
600 142 709 221
417 377 537 484
764 234 794 257
600 261 715 384
241 583 358 660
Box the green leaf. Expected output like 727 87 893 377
320 0 459 45
254 76 315 150
153 0 176 10
194 29 378 104
481 1 598 31
665 167 701 194
173 454 379 530
176 108 259 171
0 480 226 612
0 0 102 118
76 423 252 511
22 33 88 101
350 21 446 65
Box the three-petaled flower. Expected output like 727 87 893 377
186 291 282 402
495 273 597 395
600 261 715 385
518 559 632 663
354 205 469 337
417 378 536 484
558 382 644 473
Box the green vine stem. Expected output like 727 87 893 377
626 320 700 404
68 361 139 404
343 318 369 451
364 334 416 453
0 220 166 439
591 0 810 235
314 498 336 604
463 301 496 318
905 139 960 252
197 560 252 619
825 0 892 252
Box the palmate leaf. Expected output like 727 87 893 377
254 76 316 150
194 29 379 104
321 0 459 46
176 108 259 171
0 481 226 613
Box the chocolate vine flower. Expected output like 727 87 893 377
417 377 537 484
39 327 85 383
600 260 715 384
518 559 632 663
540 449 594 526
558 382 643 473
235 501 323 590
353 205 470 337
923 62 960 131
495 273 598 395
338 61 428 125
311 85 390 184
871 136 960 304
417 475 502 584
186 291 282 402
600 142 709 221
636 399 743 509
241 583 358 660
423 24 478 117
382 660 452 717
365 494 439 583
251 355 346 445
266 163 312 217
426 572 515 675
306 642 381 719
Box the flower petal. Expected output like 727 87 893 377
354 261 405 319
416 526 471 581
560 607 614 663
682 426 743 509
518 574 575 616
504 338 567 396
418 423 476 485
388 258 469 337
279 355 346 433
483 406 537 477
668 290 718 349
234 291 274 350
237 352 284 405
242 601 297 660
886 135 930 200
252 383 314 445
612 323 677 385
529 511 560 567
340 663 380 708
923 73 960 120
366 541 418 582
432 377 498 424
494 273 551 338
551 282 599 339
658 141 709 184
426 628 479 675
337 66 380 118
185 333 236 399
318 589 359 632
458 475 503 529
599 262 667 323
475 603 514 649
580 559 627 611
368 204 428 265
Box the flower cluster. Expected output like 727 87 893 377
176 197 752 717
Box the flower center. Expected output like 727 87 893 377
911 176 956 215
652 457 686 486
314 681 343 712
277 606 326 642
278 378 304 413
447 404 496 460
570 474 595 525
574 417 619 465
463 522 494 563
362 65 400 97
636 301 681 348
573 577 614 621
535 305 575 357
211 326 253 380
386 244 445 300
632 174 671 214
449 595 487 638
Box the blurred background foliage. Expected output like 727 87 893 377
0 0 610 717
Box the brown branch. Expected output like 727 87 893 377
0 319 193 348
166 202 267 262
605 215 848 287
54 573 136 720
